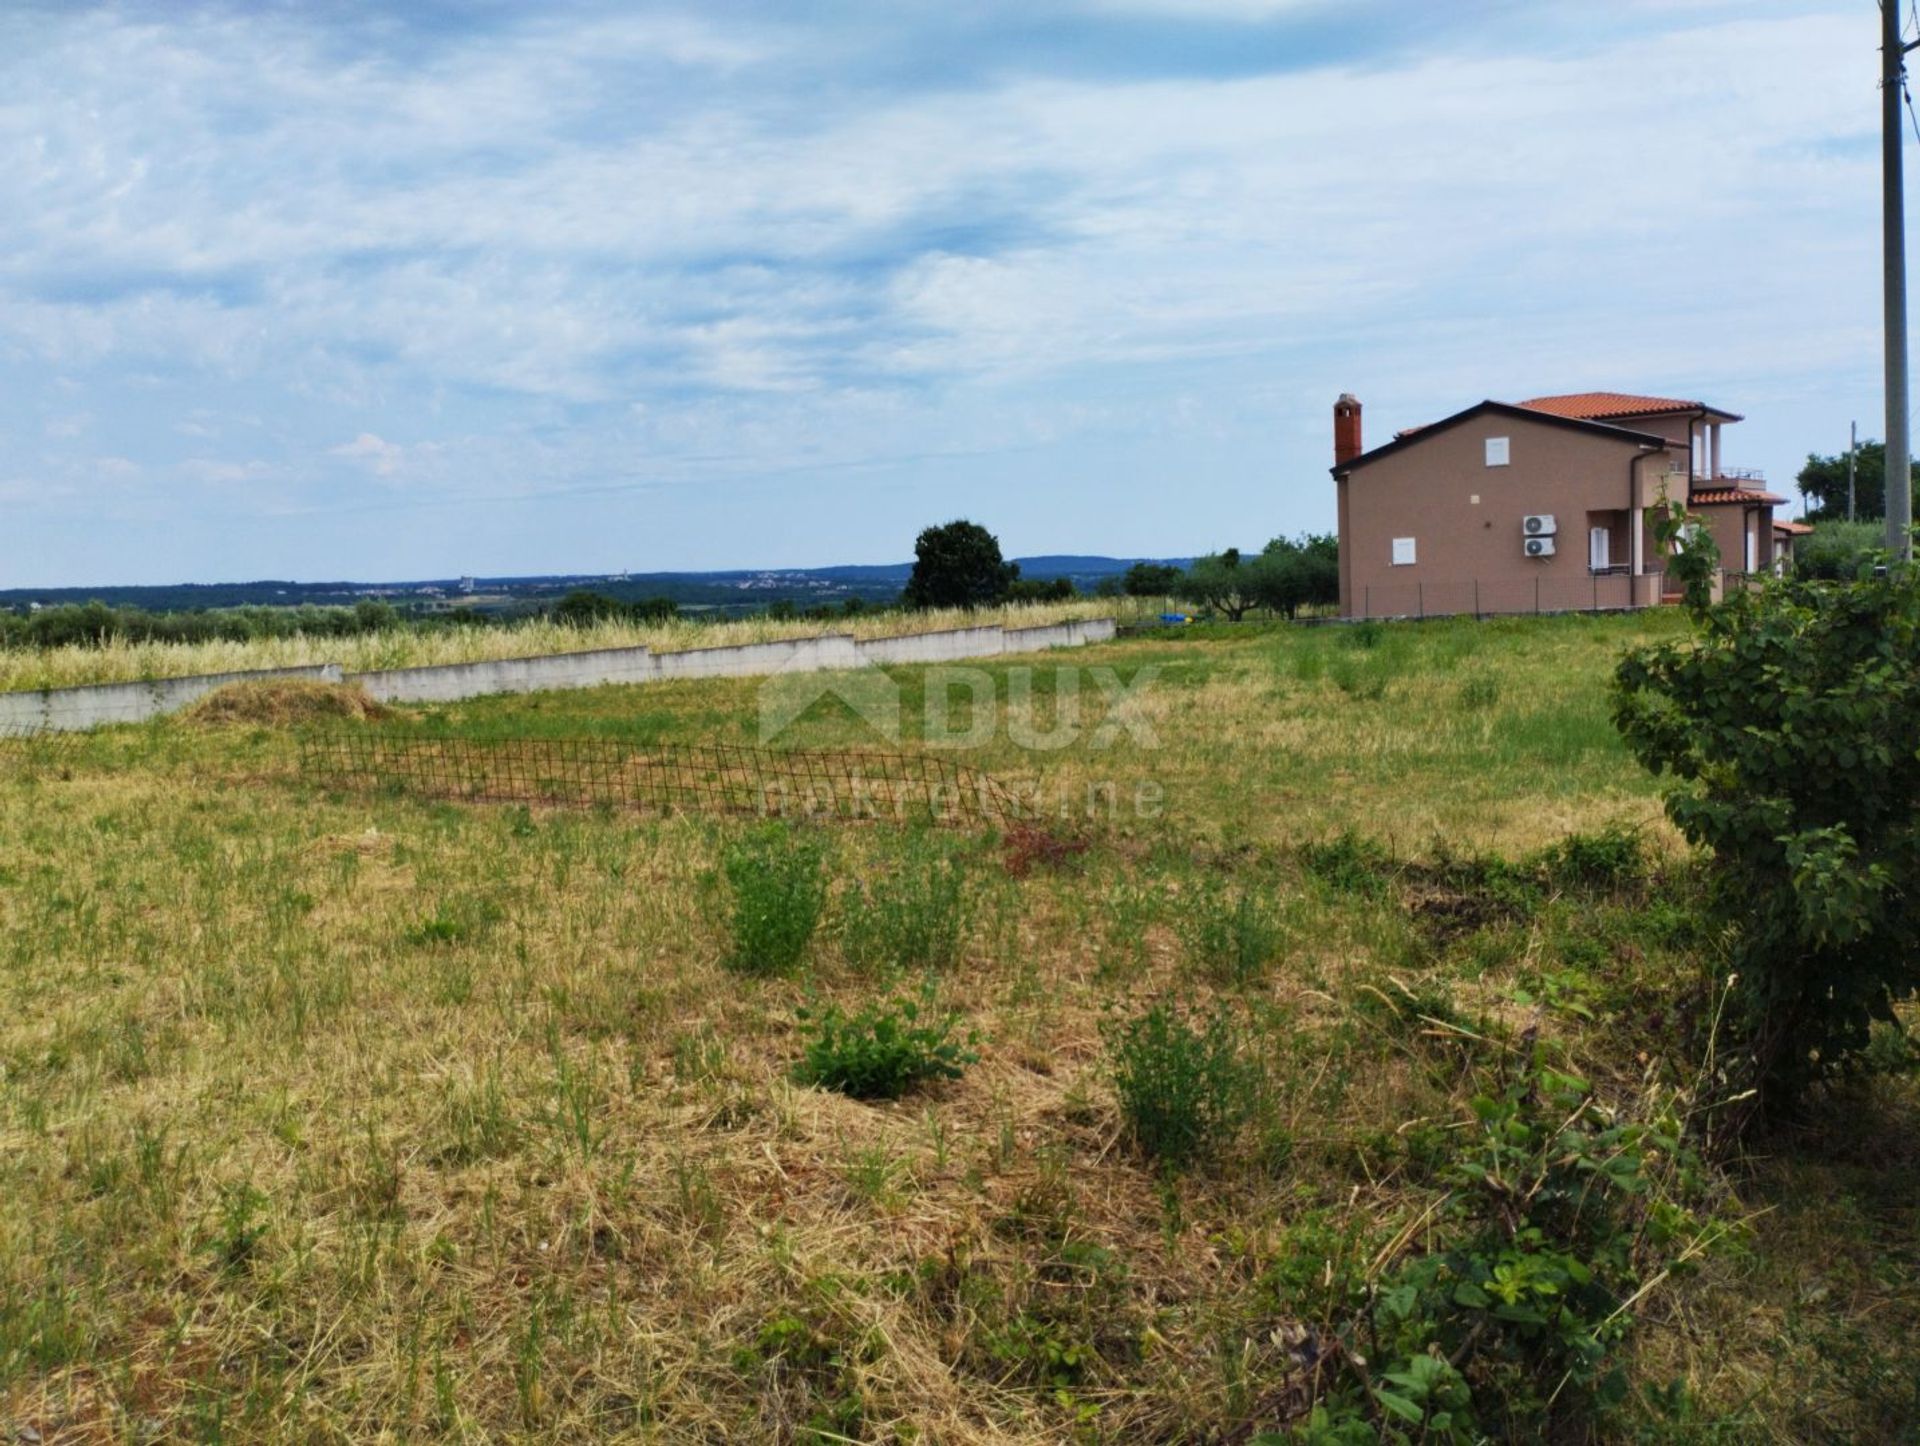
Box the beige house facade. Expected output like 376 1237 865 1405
1329 391 1787 619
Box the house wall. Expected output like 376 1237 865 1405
1696 503 1771 576
1338 411 1680 618
1336 471 1354 617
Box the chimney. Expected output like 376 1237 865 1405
1334 393 1363 467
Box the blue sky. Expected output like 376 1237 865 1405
0 0 1895 585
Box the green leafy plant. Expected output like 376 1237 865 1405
721 825 827 977
1103 1000 1256 1170
1530 823 1647 897
794 987 978 1100
1457 675 1501 710
1615 562 1920 1120
402 897 501 948
1648 490 1721 615
1179 876 1286 986
1299 1045 1722 1441
840 841 972 974
206 1180 269 1274
1298 831 1394 900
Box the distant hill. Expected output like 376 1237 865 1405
0 555 1194 616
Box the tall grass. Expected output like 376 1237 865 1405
0 610 1900 1441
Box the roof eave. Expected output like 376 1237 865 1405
1331 400 1670 478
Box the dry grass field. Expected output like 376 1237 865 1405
2 612 1917 1442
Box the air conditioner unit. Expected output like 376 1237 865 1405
1522 514 1557 536
1524 535 1556 558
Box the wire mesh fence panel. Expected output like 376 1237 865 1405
297 732 1016 826
0 724 82 773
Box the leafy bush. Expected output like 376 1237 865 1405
1531 824 1647 896
722 826 828 977
1298 832 1394 899
1795 518 1884 581
840 842 972 974
1456 675 1501 710
1179 876 1285 985
1291 1047 1719 1441
1104 1000 1256 1170
1615 564 1920 1119
793 987 978 1100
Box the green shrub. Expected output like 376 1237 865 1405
1295 1047 1720 1440
1179 877 1285 986
1531 824 1647 896
793 988 978 1100
1795 518 1883 581
1298 832 1394 899
1456 675 1501 710
1104 1000 1256 1170
840 841 971 974
1615 564 1920 1119
722 825 827 977
734 1308 871 1438
402 897 502 948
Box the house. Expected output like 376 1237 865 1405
1773 518 1813 570
1328 391 1787 619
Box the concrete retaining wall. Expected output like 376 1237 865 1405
0 617 1119 731
0 664 344 733
855 625 1007 666
1001 622 1079 653
353 645 656 705
652 633 866 680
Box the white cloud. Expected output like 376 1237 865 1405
330 433 406 476
0 1 1883 581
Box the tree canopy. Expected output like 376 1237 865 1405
1615 560 1920 1122
1797 440 1904 521
1173 535 1339 620
902 520 1019 610
1121 562 1182 597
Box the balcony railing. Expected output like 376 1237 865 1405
1713 465 1767 484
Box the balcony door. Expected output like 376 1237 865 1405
1589 526 1611 571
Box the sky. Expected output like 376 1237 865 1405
0 0 1900 586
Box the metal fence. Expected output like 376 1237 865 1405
297 732 1016 826
0 724 80 771
1351 568 1772 621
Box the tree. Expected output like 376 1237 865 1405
552 590 627 627
1615 560 1920 1124
1005 576 1075 603
1177 548 1259 621
1798 440 1900 521
902 520 1019 610
1252 533 1340 619
1121 562 1182 597
1795 520 1882 581
352 598 399 632
1649 494 1720 615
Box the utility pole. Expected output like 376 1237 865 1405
1884 0 1915 557
1849 419 1858 521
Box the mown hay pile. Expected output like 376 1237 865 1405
185 679 390 727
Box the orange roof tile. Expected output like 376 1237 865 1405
1773 519 1815 536
1519 391 1722 421
1690 487 1786 506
